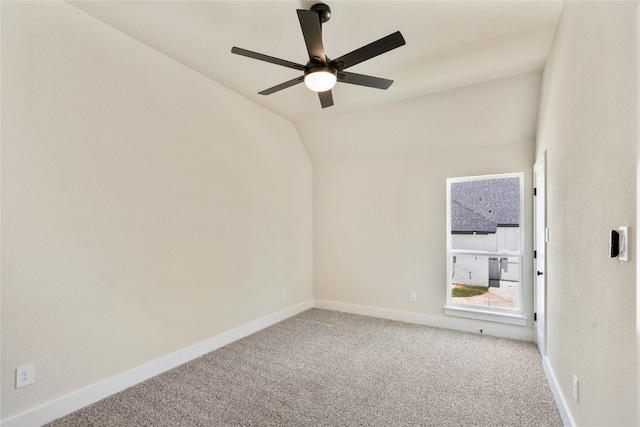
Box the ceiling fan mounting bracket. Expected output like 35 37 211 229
310 3 331 23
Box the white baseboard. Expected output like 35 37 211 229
2 300 314 427
314 299 536 341
542 356 575 427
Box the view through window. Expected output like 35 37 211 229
446 174 523 314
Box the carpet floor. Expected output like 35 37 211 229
46 309 562 426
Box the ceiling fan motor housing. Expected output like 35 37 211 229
304 63 336 76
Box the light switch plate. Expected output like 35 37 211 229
618 226 629 261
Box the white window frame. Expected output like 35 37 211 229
444 173 527 326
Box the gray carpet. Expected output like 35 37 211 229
47 309 562 426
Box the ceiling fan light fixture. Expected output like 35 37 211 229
304 65 337 92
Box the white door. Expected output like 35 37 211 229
534 155 547 356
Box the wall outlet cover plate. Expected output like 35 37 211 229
16 363 35 388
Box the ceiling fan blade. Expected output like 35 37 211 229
338 71 394 90
318 90 333 108
330 31 406 71
231 47 305 71
258 76 305 95
297 9 325 63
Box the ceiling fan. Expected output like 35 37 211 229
231 3 406 108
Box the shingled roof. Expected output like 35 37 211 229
450 177 519 233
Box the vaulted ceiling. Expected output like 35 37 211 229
69 1 564 124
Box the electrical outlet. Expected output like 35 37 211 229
16 363 35 389
409 291 416 302
281 289 286 300
573 374 579 402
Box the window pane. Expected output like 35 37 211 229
450 254 520 309
446 174 523 317
450 177 520 251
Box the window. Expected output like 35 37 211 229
444 173 526 326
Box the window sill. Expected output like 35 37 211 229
444 305 527 326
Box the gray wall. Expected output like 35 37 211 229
536 2 637 425
1 1 313 419
303 72 538 337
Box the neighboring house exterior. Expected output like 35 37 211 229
450 178 520 287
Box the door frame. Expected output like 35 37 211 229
534 153 547 356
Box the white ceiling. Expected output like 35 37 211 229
68 1 564 124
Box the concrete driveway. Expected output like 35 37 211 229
451 280 518 309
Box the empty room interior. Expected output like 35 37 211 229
2 1 638 426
